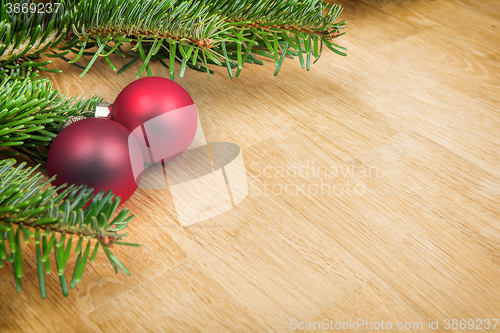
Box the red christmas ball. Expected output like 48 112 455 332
47 118 144 204
111 77 198 163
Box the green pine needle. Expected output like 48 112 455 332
0 72 139 298
1 0 347 79
0 158 139 298
0 71 102 165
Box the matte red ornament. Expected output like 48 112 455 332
47 118 144 204
111 77 198 163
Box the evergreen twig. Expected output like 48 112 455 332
0 71 137 298
0 70 102 165
0 158 138 299
1 0 347 78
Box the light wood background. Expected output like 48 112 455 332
1 0 499 331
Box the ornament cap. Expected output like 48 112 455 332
62 116 86 128
95 102 111 118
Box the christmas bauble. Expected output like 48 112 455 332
111 77 198 163
47 118 144 204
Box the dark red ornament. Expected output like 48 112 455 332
47 118 144 204
111 77 198 163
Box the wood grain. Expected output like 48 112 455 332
1 0 500 331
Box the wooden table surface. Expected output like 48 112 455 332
1 0 500 331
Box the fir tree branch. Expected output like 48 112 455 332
0 70 138 298
0 0 71 71
0 158 138 298
1 0 347 78
0 70 102 165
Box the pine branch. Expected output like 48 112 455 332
0 70 102 165
0 158 138 299
1 0 347 78
0 0 71 72
0 67 139 299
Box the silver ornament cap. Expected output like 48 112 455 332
62 115 86 128
95 102 111 118
61 102 112 128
